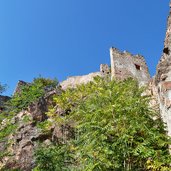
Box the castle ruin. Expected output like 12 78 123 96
110 47 150 86
0 1 170 138
60 1 171 137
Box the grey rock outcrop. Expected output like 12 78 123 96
0 87 63 170
155 1 171 136
60 72 103 90
2 109 51 170
28 97 48 122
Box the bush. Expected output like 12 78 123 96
42 77 171 171
9 77 58 112
34 144 74 171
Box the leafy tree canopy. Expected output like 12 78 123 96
35 77 171 171
9 77 58 112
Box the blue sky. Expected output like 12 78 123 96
0 0 170 96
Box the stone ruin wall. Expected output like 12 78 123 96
60 47 150 90
87 1 171 138
60 0 171 137
60 64 110 90
154 1 171 136
110 47 150 86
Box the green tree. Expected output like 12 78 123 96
9 77 58 112
36 77 171 171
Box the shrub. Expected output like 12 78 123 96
9 77 58 112
34 144 74 171
35 77 171 170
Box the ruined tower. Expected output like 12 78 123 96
155 1 171 136
110 47 150 85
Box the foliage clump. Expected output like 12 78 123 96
34 77 171 171
34 144 74 171
0 77 58 141
0 77 58 166
9 77 58 112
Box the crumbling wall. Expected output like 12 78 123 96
110 47 150 85
60 72 103 90
155 1 171 136
100 64 110 75
60 64 110 90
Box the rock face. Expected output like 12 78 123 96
28 97 48 122
60 63 111 90
110 48 150 86
1 109 50 170
60 72 104 90
155 1 171 136
0 88 62 170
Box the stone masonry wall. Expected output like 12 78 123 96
60 65 110 90
110 47 150 86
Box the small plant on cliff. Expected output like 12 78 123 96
9 77 58 112
0 77 59 169
35 77 171 171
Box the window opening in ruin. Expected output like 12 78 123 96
135 64 141 70
163 47 169 55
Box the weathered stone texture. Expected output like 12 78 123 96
155 1 171 136
156 2 171 84
0 87 64 170
100 64 110 74
28 97 48 122
110 48 150 86
1 105 51 170
60 72 103 90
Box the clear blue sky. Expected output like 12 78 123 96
0 0 170 96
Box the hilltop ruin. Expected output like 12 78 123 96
60 1 171 137
0 1 171 170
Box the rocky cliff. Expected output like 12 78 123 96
154 1 171 136
0 1 171 170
